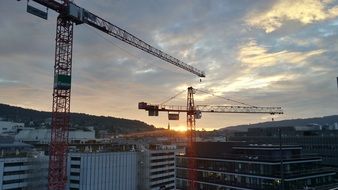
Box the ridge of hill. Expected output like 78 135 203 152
0 103 156 134
221 115 338 132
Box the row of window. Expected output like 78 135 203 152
70 179 80 184
151 163 175 169
4 170 27 176
70 172 80 176
71 157 81 161
3 178 25 185
151 152 175 157
151 169 175 176
151 174 175 182
150 180 175 189
71 164 80 168
4 162 27 167
151 157 175 163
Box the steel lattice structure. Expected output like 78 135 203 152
49 15 73 190
186 87 197 190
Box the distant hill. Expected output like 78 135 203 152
221 115 338 132
0 103 156 134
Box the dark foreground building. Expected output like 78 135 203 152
229 126 338 168
176 142 337 190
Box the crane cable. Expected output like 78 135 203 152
159 89 186 106
195 88 256 107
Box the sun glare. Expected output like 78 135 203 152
173 125 187 132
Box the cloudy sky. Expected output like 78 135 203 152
1 0 338 131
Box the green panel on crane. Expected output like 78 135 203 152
54 74 71 90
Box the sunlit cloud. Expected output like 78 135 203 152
238 40 325 68
247 0 338 33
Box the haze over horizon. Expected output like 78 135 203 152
1 0 338 131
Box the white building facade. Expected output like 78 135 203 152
0 121 24 134
68 151 138 190
15 128 95 144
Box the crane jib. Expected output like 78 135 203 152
67 3 206 77
28 1 205 77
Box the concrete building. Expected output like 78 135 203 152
68 151 138 190
229 126 338 167
66 142 181 190
0 137 48 190
0 121 24 134
176 142 337 190
15 128 95 144
139 144 180 190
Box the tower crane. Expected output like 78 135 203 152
138 86 283 190
14 1 205 190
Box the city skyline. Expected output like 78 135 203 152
0 0 338 131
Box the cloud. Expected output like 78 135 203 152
247 0 338 33
238 40 326 68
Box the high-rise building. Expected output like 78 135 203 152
176 142 337 190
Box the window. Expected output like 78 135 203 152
71 164 80 169
70 179 80 184
71 157 81 161
70 172 80 176
4 162 24 167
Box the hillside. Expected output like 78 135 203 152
0 103 156 134
222 115 338 132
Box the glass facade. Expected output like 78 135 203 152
175 143 336 190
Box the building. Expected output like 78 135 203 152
0 136 48 190
139 144 181 190
0 121 24 134
176 142 337 190
66 142 181 190
229 126 338 167
15 128 95 144
68 151 138 190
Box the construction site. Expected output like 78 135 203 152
1 0 338 190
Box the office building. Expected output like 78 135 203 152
229 126 338 167
176 142 337 190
